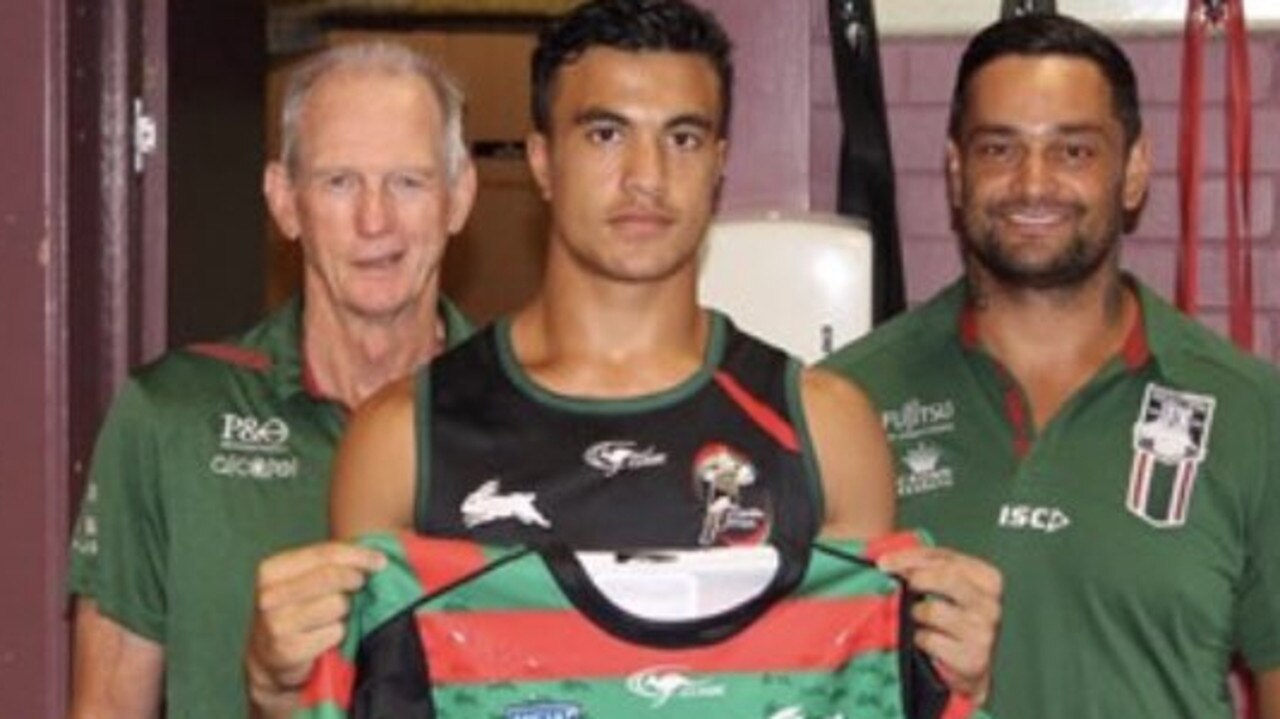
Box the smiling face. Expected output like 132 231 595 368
527 47 727 286
947 54 1149 290
265 68 476 322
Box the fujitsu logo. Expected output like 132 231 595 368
583 440 667 477
882 398 955 441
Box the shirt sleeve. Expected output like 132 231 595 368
66 378 171 643
1235 386 1280 670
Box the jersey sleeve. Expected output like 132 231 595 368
66 378 171 643
1235 386 1280 671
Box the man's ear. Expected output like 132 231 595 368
446 158 478 235
263 162 301 242
1122 132 1152 213
526 132 552 202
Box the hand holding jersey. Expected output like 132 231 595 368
247 542 387 714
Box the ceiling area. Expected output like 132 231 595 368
268 0 583 18
267 0 585 54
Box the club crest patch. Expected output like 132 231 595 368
1126 383 1216 528
691 442 770 546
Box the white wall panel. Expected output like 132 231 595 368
878 0 1280 36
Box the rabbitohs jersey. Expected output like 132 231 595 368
415 312 822 552
294 531 983 719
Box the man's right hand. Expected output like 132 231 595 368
245 542 386 718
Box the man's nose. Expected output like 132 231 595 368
356 184 394 236
622 136 666 199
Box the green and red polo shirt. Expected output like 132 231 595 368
822 278 1280 719
67 296 470 719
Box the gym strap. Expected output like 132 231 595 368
1178 0 1254 350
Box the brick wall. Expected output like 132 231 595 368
808 0 1280 363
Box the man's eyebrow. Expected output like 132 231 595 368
572 107 631 126
665 113 715 132
965 122 1109 140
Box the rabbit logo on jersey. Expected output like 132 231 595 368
209 413 298 480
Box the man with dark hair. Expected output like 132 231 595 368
67 42 477 719
824 13 1280 718
246 1 1001 716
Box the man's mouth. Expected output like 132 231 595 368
352 250 405 270
997 203 1080 230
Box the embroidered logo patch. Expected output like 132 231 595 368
882 397 956 442
896 441 955 497
1126 383 1216 528
460 479 551 530
692 443 769 546
208 413 298 480
583 439 667 477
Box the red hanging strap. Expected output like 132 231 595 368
1177 0 1254 351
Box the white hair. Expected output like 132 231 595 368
278 41 468 183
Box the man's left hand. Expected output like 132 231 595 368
877 546 1002 703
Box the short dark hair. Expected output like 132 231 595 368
531 0 734 134
948 14 1142 148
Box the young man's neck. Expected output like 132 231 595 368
512 264 709 397
302 289 443 409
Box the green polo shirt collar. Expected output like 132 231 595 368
223 295 471 405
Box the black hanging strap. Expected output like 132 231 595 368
828 0 904 324
1000 0 1057 18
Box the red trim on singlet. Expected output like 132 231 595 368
299 648 354 710
419 593 899 684
186 343 272 372
712 371 799 452
864 531 922 563
403 533 491 593
941 693 978 719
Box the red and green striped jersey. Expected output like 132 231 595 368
295 532 984 719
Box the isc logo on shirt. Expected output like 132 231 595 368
998 503 1071 533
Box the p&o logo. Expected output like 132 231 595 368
209 413 298 480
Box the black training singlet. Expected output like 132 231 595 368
414 313 822 551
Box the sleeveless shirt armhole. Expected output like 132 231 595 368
784 359 826 526
413 366 434 531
